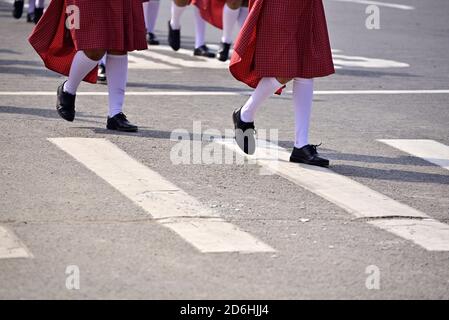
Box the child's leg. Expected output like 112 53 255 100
290 77 328 167
193 6 206 49
104 51 137 131
57 50 102 122
99 54 107 67
168 0 189 51
217 0 242 61
105 53 128 117
192 7 215 57
292 78 314 149
237 6 248 28
222 0 241 44
144 0 160 44
28 0 35 14
97 54 107 83
234 77 283 155
12 0 24 19
170 0 188 30
240 77 283 123
33 0 44 23
26 0 35 22
146 0 160 34
64 50 102 95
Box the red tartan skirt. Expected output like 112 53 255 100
66 0 147 51
194 0 226 30
193 0 248 30
29 0 147 83
230 0 335 89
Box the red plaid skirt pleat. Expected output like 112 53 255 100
194 0 226 30
29 0 147 83
230 0 335 89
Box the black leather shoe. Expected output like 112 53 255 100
217 42 231 62
193 45 215 58
12 0 24 19
107 113 138 132
97 64 107 83
147 32 160 45
232 107 256 155
290 144 329 167
26 12 34 23
33 7 43 24
56 82 76 122
168 21 180 51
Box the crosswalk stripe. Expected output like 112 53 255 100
48 138 275 254
368 219 449 252
217 138 449 251
1 90 449 96
128 53 177 70
126 45 410 70
328 0 415 10
133 47 228 70
378 139 449 171
0 226 32 259
0 91 250 96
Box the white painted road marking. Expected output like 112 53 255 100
126 46 410 70
368 219 449 252
328 0 415 11
1 90 449 96
2 0 415 12
0 91 251 96
128 53 177 70
130 46 229 70
217 138 449 251
48 138 274 253
0 226 33 259
331 50 409 69
378 139 449 172
332 54 409 69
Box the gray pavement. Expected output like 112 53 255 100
0 0 449 299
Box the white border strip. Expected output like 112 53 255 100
217 138 449 251
369 219 449 251
329 0 415 11
48 138 274 253
0 90 449 96
378 139 449 171
0 226 33 259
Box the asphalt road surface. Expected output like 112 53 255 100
0 0 449 299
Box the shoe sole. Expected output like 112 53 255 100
56 85 75 122
169 41 180 51
56 108 75 122
232 110 256 155
194 52 216 58
168 21 180 51
289 157 330 168
13 1 24 19
106 126 138 133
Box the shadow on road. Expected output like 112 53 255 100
332 164 449 185
0 105 103 124
127 82 251 93
0 66 59 78
68 126 449 185
335 69 418 78
0 49 22 55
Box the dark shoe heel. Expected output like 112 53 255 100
56 82 76 122
233 107 256 155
